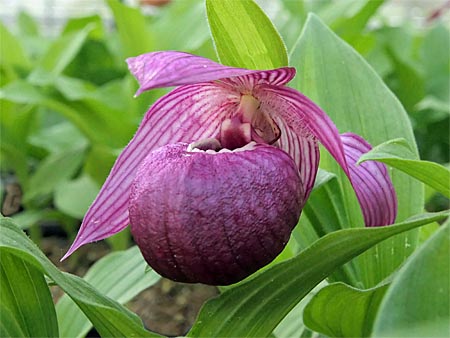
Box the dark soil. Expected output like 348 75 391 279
42 236 218 337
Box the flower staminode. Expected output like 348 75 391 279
62 51 397 285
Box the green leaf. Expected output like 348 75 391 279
372 220 450 337
54 175 100 219
303 282 388 337
0 218 162 337
28 121 89 154
0 21 30 69
273 281 327 338
359 138 450 198
206 0 288 69
28 25 93 85
299 177 360 286
0 80 135 147
56 246 160 338
24 146 86 203
0 252 59 338
17 11 40 37
329 0 384 44
153 0 211 53
290 14 423 287
188 211 448 337
106 0 153 58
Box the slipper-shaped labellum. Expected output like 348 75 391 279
63 52 397 285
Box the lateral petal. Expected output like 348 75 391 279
273 115 320 203
62 83 239 259
127 51 296 95
258 84 398 226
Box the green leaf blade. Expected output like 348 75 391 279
372 221 450 337
188 211 448 337
0 252 59 337
0 218 163 338
290 13 424 288
303 282 388 337
56 246 160 338
359 138 450 198
206 0 288 69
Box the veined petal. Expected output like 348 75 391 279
340 133 398 226
274 115 320 202
62 83 239 259
258 85 397 226
127 51 296 95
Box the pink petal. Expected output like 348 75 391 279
340 133 398 226
257 85 398 226
274 115 320 203
127 51 296 96
62 83 240 259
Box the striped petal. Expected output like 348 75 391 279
62 83 239 259
273 115 320 203
127 51 296 95
257 84 397 226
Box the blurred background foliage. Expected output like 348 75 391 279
0 0 449 249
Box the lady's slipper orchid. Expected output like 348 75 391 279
63 51 397 285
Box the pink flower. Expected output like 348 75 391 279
63 52 397 285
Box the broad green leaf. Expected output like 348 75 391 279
290 14 423 288
17 11 40 37
24 146 86 203
0 21 30 69
54 175 100 219
328 0 384 44
299 177 359 286
62 15 105 40
28 25 93 85
273 281 327 338
11 209 73 230
107 0 153 58
188 211 448 337
0 80 135 147
372 221 450 337
359 138 450 198
28 121 89 154
206 0 288 69
0 218 162 337
421 23 449 102
56 246 160 338
153 0 211 53
83 145 119 185
0 252 58 337
303 282 388 337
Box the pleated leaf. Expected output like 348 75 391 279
0 252 58 338
290 14 423 287
0 218 162 338
56 246 161 338
206 0 288 69
372 221 450 337
188 211 448 337
359 138 450 198
303 282 388 337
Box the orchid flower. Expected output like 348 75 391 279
63 51 397 285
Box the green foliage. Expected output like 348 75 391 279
291 14 423 288
0 252 59 337
206 0 288 68
359 138 450 198
372 220 450 337
188 211 448 337
303 283 388 337
0 218 163 337
56 246 161 338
